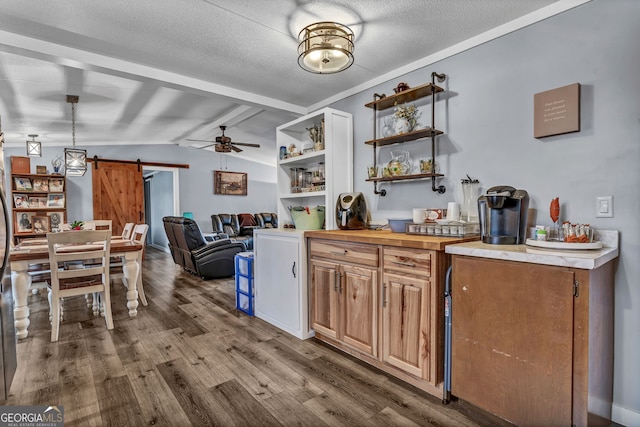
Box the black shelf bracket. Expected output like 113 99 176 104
430 72 446 194
372 95 387 197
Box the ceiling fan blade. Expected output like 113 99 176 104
197 144 215 149
186 138 216 143
231 142 261 148
230 145 243 153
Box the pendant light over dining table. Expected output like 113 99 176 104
26 134 41 157
64 95 87 177
298 21 354 74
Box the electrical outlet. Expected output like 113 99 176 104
596 196 613 218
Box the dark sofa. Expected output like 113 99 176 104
211 214 254 250
162 216 245 279
210 213 278 250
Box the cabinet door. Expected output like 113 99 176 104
255 234 301 334
451 256 574 427
341 264 377 356
382 272 429 379
310 258 339 339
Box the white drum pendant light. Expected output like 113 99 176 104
298 21 354 74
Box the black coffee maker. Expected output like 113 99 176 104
478 185 529 244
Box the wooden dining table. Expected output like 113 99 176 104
9 237 143 340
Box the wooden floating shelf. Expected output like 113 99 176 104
366 173 445 183
365 83 444 110
365 128 443 146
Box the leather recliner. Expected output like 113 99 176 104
162 216 245 279
211 214 253 250
255 212 278 229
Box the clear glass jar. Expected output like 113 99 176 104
461 181 480 222
290 167 305 193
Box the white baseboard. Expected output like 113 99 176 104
612 403 640 426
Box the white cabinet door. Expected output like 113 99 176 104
254 230 311 339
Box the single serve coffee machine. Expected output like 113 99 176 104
478 185 529 244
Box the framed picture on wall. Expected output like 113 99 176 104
214 170 247 196
32 177 49 191
33 216 49 234
15 211 35 233
47 211 64 232
13 194 29 208
48 178 64 192
14 177 32 191
29 196 48 208
47 193 65 208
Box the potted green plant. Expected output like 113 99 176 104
69 220 84 230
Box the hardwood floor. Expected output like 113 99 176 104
6 247 513 426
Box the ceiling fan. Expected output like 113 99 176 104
187 126 260 153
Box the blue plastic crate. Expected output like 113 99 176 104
235 252 254 316
235 251 254 277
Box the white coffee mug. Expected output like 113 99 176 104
446 202 460 221
412 208 426 224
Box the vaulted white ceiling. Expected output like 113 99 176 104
0 0 584 165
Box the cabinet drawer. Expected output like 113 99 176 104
383 247 432 278
309 240 379 267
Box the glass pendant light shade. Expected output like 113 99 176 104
64 147 87 176
26 134 42 157
298 22 354 74
64 95 87 176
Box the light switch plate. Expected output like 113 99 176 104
596 196 613 218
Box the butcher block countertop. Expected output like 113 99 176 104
303 229 479 250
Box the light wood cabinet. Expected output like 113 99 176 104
382 272 429 379
309 258 339 340
381 246 443 387
308 234 449 398
451 255 614 427
310 241 378 357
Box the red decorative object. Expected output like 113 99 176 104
393 82 410 94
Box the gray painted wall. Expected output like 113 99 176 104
4 143 277 234
146 170 173 250
330 0 639 421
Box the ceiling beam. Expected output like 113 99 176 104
0 29 306 116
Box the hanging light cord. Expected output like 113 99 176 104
71 101 76 147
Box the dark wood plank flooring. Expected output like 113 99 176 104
6 247 513 427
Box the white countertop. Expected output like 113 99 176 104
445 230 619 270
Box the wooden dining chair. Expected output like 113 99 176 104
84 220 112 231
46 229 113 342
121 222 134 240
111 224 149 306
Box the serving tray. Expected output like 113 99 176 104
525 238 603 250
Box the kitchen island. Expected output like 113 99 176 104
445 230 618 427
304 229 478 399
